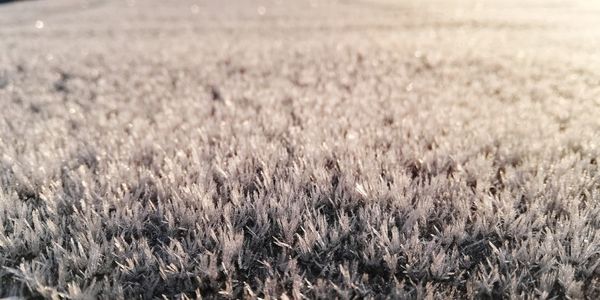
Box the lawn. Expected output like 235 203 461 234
1 0 600 298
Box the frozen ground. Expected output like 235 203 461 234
1 0 600 298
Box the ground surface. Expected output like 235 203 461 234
1 0 600 298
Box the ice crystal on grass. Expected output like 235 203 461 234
2 0 600 298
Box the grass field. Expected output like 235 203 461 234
1 0 600 298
